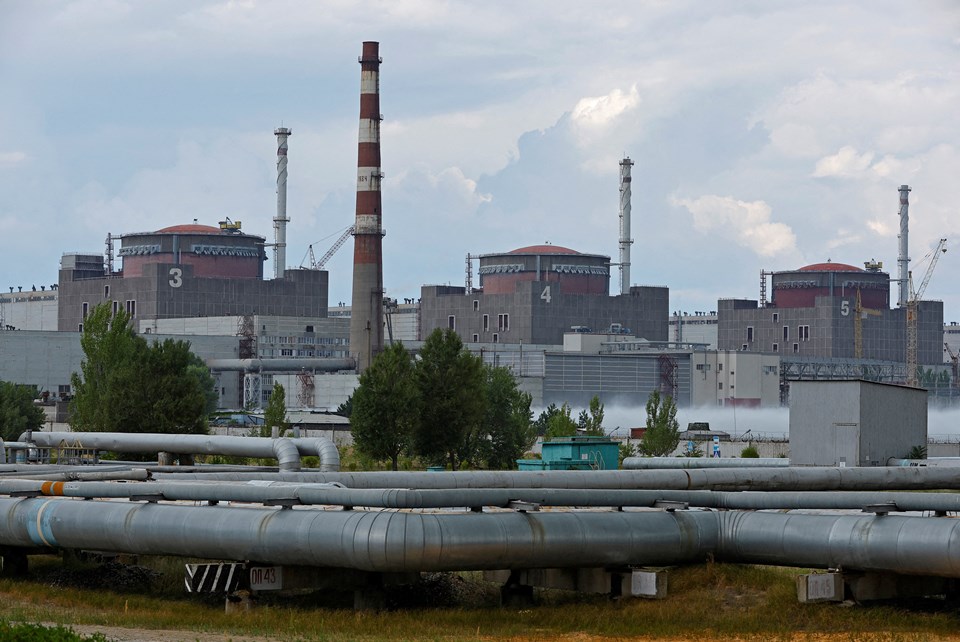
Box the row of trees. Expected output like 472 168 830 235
70 303 217 433
350 329 537 470
349 328 684 469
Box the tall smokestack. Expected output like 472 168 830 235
897 184 910 307
350 41 385 372
618 157 634 295
273 127 291 280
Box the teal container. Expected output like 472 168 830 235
518 436 619 470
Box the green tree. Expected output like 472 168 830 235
70 304 146 432
0 382 45 441
71 303 209 435
351 342 418 470
740 445 760 458
577 395 606 436
335 394 353 418
186 353 219 416
481 365 536 469
639 390 680 457
136 338 209 434
532 403 561 436
543 402 578 441
262 382 289 438
413 329 486 470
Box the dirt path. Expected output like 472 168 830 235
53 623 285 642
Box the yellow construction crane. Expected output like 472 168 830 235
906 238 947 387
854 289 881 359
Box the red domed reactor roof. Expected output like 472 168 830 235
798 262 862 272
508 244 579 255
156 224 223 234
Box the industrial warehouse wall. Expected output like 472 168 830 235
543 352 692 408
0 330 239 401
272 372 359 412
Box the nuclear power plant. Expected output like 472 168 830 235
0 40 956 414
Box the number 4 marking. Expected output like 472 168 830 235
540 286 551 303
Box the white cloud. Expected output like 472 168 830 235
387 164 492 213
571 86 640 129
0 151 26 168
813 146 876 178
672 194 797 258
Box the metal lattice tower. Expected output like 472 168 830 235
296 371 315 408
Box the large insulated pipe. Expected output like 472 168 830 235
0 497 713 572
273 126 291 280
148 466 960 491
19 433 340 473
5 498 960 579
0 466 149 482
717 510 960 577
9 480 960 514
898 184 911 307
622 457 790 469
350 41 385 373
618 157 634 295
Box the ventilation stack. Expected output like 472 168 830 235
618 157 635 295
349 41 385 372
273 127 292 280
897 184 910 307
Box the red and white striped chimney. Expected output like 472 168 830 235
349 41 385 372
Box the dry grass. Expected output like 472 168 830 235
1 557 959 641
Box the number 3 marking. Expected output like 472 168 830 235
169 267 183 288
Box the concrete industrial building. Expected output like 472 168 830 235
57 224 331 334
0 287 59 331
670 311 718 349
718 261 943 365
420 244 669 346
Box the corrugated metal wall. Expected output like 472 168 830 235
543 353 691 407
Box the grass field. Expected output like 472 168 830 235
2 555 960 641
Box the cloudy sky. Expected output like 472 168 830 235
2 1 959 322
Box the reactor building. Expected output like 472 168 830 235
57 222 329 333
717 260 943 364
419 243 669 346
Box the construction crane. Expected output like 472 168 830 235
945 342 959 389
854 289 881 359
906 238 947 387
302 225 355 270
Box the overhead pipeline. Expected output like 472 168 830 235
18 432 340 473
4 479 960 513
622 457 790 469
1 497 960 578
148 466 960 492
